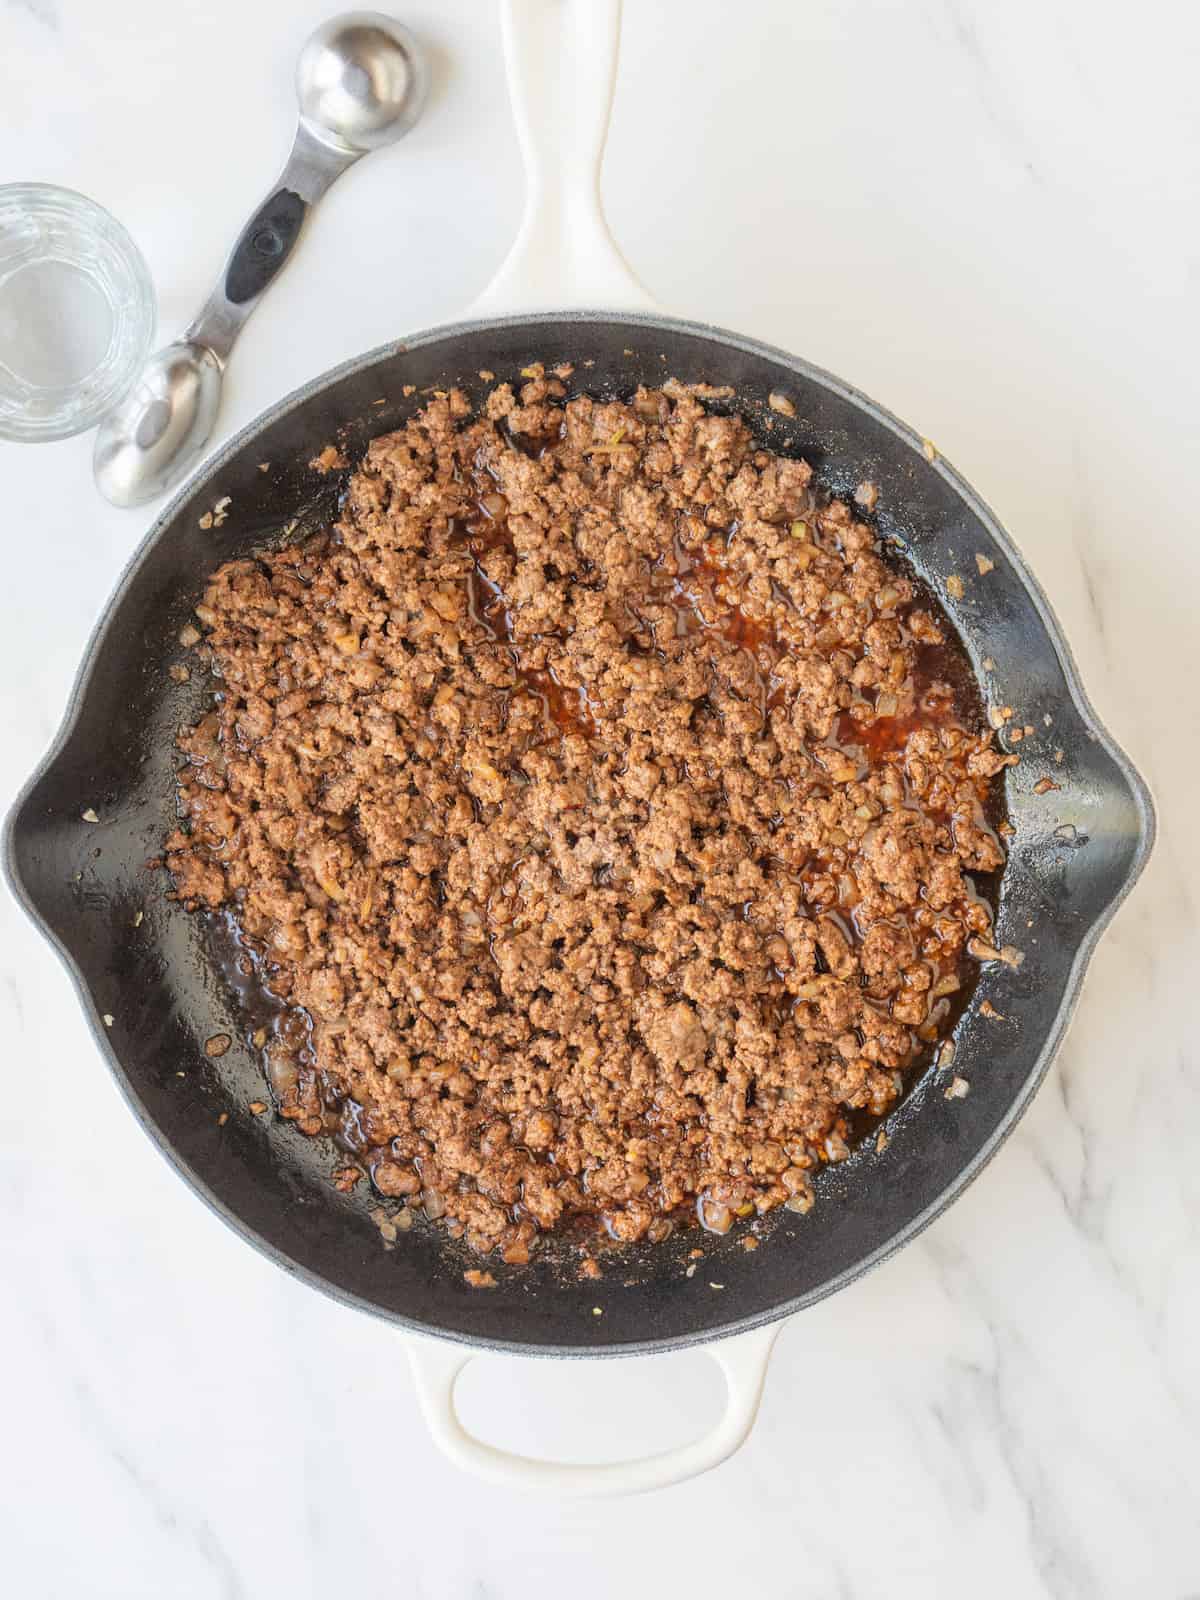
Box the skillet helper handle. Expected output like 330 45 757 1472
186 121 360 364
406 1323 780 1497
472 0 655 314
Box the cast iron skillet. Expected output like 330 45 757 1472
1 1 1155 1492
3 306 1155 1353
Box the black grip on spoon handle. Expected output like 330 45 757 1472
223 188 308 305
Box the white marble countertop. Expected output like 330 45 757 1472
2 0 1198 1593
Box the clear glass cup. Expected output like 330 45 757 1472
0 184 156 443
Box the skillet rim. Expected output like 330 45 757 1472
3 309 1157 1357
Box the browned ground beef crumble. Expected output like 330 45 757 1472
167 373 1013 1263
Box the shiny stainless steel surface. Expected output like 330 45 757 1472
93 12 428 507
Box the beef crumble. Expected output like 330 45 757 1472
166 375 1013 1262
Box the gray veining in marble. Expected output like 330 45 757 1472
1 0 1197 1595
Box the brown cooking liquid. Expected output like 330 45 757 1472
204 461 1002 1225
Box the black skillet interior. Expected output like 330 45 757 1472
4 314 1154 1356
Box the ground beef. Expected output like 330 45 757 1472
166 373 1013 1261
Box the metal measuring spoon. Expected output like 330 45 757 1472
94 12 428 507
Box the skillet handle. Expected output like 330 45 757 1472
405 1322 780 1497
471 0 655 315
